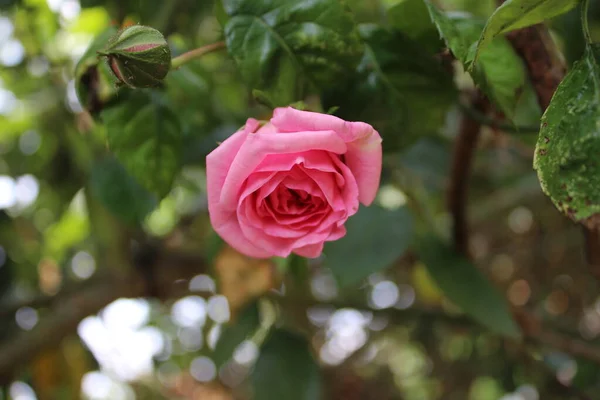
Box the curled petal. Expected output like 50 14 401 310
272 107 382 205
206 119 271 258
219 126 347 209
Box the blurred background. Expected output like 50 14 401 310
1 0 600 399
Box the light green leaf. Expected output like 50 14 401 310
43 196 90 263
324 205 414 288
323 25 456 151
534 44 600 224
417 235 521 338
252 330 322 400
101 91 182 198
220 0 363 106
89 157 158 225
424 2 538 120
474 0 580 63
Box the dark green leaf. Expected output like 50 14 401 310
79 0 104 7
474 0 580 62
74 26 119 114
213 302 260 368
220 0 363 105
0 0 18 10
572 358 600 389
252 89 277 109
252 330 322 400
324 205 414 288
324 25 456 151
534 44 600 224
424 2 540 120
165 62 211 113
387 0 443 52
89 157 158 225
101 91 182 198
416 235 521 338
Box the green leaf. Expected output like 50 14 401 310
387 0 442 52
89 157 158 225
0 0 19 10
220 0 363 106
323 25 456 151
101 91 182 198
43 197 90 263
324 205 414 288
474 0 580 62
252 330 322 400
213 302 260 368
534 44 600 224
252 89 277 109
424 2 536 120
416 235 521 338
74 26 119 114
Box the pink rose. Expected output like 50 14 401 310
206 107 382 259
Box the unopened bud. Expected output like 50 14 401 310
99 25 171 88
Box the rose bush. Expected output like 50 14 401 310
206 107 383 258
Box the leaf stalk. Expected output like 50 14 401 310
170 41 226 69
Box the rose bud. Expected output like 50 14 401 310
206 107 383 259
99 25 171 88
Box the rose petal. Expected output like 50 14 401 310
272 107 382 205
206 119 270 258
254 150 341 175
239 196 309 238
326 225 347 241
219 126 347 209
327 152 360 215
345 140 382 206
293 242 324 258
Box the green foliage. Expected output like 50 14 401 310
213 302 260 368
474 0 581 62
101 91 182 198
417 235 521 338
251 330 323 400
387 0 443 52
43 197 90 263
89 157 158 225
534 43 600 223
74 26 119 114
218 0 364 105
5 0 600 398
324 205 414 288
424 2 537 120
324 25 456 151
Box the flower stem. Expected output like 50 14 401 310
170 41 226 69
582 0 593 45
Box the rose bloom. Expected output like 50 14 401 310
206 107 382 258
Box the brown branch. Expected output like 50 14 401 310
448 92 488 255
0 277 144 384
0 246 207 384
0 294 57 319
534 329 600 364
289 295 600 369
0 279 108 319
505 25 566 109
502 14 600 277
584 227 600 279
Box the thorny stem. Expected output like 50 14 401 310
170 41 226 69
